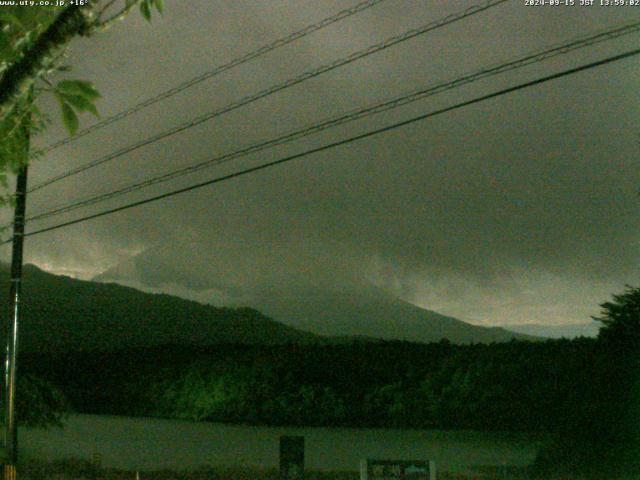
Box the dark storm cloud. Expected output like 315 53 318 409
5 0 639 325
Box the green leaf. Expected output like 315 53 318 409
81 84 101 100
140 0 152 21
154 0 164 14
59 93 99 118
60 101 78 135
0 13 26 33
56 80 100 100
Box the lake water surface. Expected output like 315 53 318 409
21 414 541 474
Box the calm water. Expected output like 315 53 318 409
20 414 541 473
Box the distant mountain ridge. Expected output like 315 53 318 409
246 285 537 344
95 254 536 345
0 263 534 352
0 263 318 352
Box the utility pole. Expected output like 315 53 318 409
3 110 30 480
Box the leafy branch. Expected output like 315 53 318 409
53 80 100 135
0 0 163 133
0 1 163 210
96 0 163 30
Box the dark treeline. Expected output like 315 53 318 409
23 338 598 432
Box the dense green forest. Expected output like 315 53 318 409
22 339 597 432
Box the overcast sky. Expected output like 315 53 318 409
2 0 638 326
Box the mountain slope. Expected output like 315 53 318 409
94 252 533 344
249 285 534 344
0 264 319 352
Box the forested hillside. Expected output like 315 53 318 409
0 264 319 352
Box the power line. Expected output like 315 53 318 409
11 46 640 242
28 0 508 193
40 0 388 154
22 19 640 225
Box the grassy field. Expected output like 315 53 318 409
19 459 352 480
15 458 640 480
9 458 579 480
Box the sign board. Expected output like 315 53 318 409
360 459 436 480
280 435 304 480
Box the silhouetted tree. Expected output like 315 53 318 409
534 287 640 478
594 285 640 350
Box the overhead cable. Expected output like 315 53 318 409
39 0 389 153
23 19 640 224
29 0 508 193
11 46 640 242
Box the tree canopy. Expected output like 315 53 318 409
593 285 640 349
0 1 163 201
